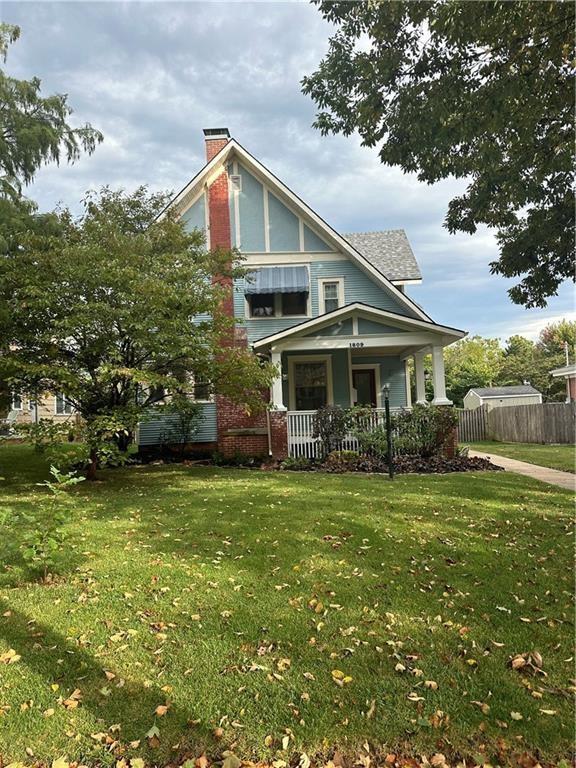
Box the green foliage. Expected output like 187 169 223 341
6 464 84 580
312 405 350 455
0 24 102 201
1 186 276 477
444 336 504 405
16 418 77 452
280 455 313 471
160 395 203 455
323 449 361 472
303 2 575 307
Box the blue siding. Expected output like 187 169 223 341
182 195 206 235
237 165 266 252
352 355 407 409
235 258 415 344
268 192 300 252
303 224 331 252
279 351 406 410
304 319 353 337
358 318 407 334
137 403 217 446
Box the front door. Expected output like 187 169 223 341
352 368 377 407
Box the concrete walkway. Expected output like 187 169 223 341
470 450 576 491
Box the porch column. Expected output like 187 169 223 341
270 349 286 410
414 351 427 405
431 345 453 405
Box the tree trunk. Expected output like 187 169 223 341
86 449 98 481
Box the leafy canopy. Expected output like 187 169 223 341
302 1 575 307
0 23 102 201
1 186 276 448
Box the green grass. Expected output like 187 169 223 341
467 441 575 473
0 445 574 766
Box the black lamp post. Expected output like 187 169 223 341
383 383 394 480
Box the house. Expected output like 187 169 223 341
137 128 466 458
463 385 542 411
5 392 78 430
550 363 576 402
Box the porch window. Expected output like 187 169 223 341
293 361 328 410
55 393 75 415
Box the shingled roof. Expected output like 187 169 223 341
342 230 422 282
471 385 541 398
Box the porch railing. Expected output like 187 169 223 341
287 408 395 459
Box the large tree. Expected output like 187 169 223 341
302 1 575 308
1 187 276 477
443 335 504 405
0 23 102 413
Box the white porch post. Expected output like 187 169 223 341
414 351 427 405
431 345 452 405
270 348 286 410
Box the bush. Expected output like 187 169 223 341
280 456 313 471
323 450 362 472
312 405 350 456
159 395 203 456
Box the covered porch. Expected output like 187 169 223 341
253 303 466 457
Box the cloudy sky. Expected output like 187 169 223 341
4 1 574 340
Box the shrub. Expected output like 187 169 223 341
280 456 313 471
312 405 350 456
323 450 363 472
159 395 203 456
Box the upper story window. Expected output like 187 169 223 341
246 266 310 319
319 278 344 314
55 393 75 415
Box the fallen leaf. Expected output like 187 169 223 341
0 649 21 665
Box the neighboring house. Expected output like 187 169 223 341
550 363 576 403
7 392 77 427
463 385 542 411
131 127 466 458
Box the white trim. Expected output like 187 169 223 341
550 364 576 378
253 302 466 349
203 186 210 250
288 354 334 411
352 315 359 336
404 359 412 408
242 252 344 264
277 332 440 352
298 218 305 253
350 363 382 407
391 279 423 286
318 277 345 315
232 160 241 248
161 138 430 321
263 187 271 253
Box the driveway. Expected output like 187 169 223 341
469 450 575 491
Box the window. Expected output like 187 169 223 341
55 393 74 415
248 291 309 318
281 291 307 316
11 393 22 410
193 380 211 401
293 360 329 410
319 278 344 314
249 293 276 317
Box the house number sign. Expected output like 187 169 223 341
349 341 364 348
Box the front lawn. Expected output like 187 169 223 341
467 441 575 473
0 445 574 766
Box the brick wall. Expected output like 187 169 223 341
205 137 229 163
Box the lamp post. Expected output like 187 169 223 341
383 383 394 480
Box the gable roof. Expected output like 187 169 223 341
253 301 466 350
343 231 421 282
470 385 541 398
161 137 432 322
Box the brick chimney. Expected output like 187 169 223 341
204 127 230 163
